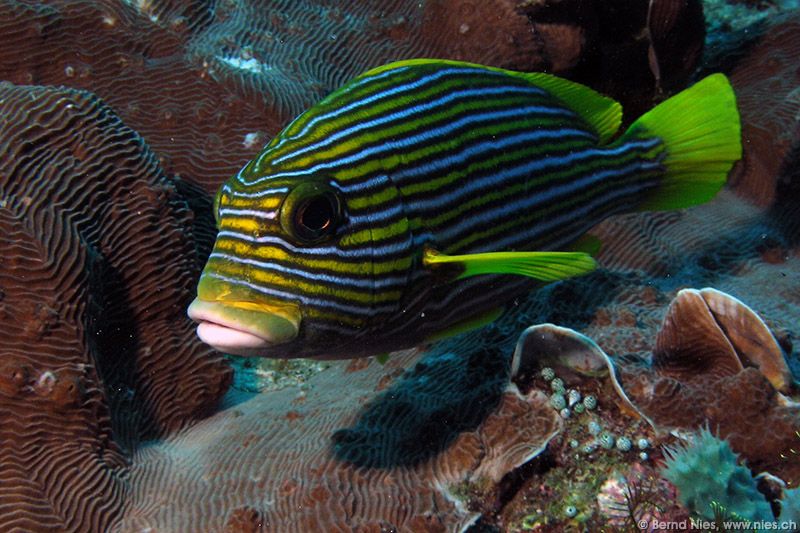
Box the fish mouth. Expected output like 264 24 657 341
187 298 301 356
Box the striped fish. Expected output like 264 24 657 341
188 59 741 359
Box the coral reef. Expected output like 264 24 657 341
120 347 562 531
0 0 706 194
0 83 231 529
0 0 797 531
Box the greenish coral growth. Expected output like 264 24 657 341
661 427 773 523
780 487 800 523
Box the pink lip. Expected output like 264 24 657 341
187 298 300 356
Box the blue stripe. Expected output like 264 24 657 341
215 230 412 259
271 85 553 165
465 161 663 252
239 105 574 185
219 208 277 220
333 128 593 196
268 66 521 153
391 128 594 184
230 187 290 199
346 200 405 225
407 138 661 212
209 252 408 290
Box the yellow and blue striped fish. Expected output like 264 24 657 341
188 59 741 359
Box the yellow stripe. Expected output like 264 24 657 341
330 117 567 184
340 218 410 247
214 239 413 275
208 256 402 304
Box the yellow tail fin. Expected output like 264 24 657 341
622 74 742 211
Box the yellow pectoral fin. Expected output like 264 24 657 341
423 248 597 282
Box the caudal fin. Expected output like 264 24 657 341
621 74 742 211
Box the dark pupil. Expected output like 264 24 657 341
298 195 334 233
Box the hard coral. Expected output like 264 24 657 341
727 12 800 206
0 0 706 193
0 83 230 529
121 348 561 531
0 203 128 532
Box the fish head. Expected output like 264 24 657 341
188 167 414 358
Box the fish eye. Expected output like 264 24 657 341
281 182 343 244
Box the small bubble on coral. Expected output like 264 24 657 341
587 420 602 435
616 436 632 452
550 393 567 410
559 407 571 419
550 377 565 393
600 431 615 449
637 438 650 450
564 505 578 518
540 367 556 381
583 394 597 410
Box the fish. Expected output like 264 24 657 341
187 59 741 359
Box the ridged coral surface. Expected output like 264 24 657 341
0 0 798 531
0 83 231 530
0 0 703 193
122 349 561 531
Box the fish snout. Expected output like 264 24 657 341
187 298 301 356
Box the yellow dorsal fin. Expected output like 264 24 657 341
423 248 597 283
361 59 622 144
512 71 622 144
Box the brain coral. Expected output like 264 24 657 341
0 0 704 193
0 82 231 529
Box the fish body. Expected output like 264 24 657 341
188 59 741 359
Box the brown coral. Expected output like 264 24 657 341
727 12 800 206
513 289 800 488
121 348 561 531
0 82 231 529
612 289 799 486
0 0 706 194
